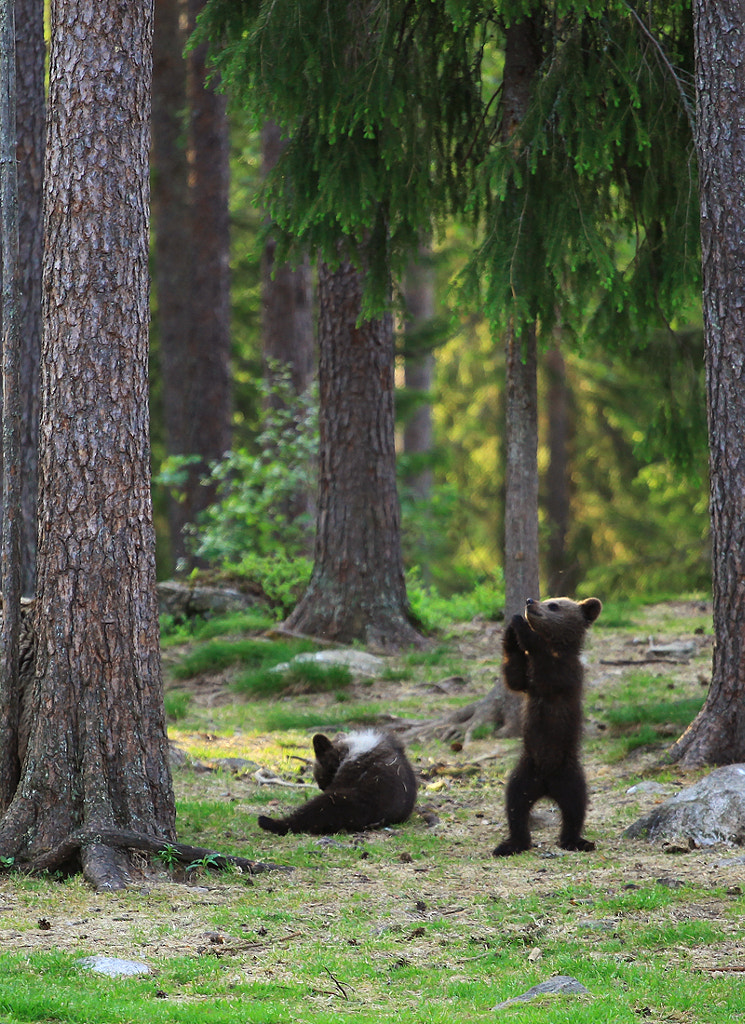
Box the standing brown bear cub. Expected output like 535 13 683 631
493 596 602 857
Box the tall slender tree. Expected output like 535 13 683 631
0 0 176 888
669 0 745 766
15 0 43 597
151 0 232 570
0 0 22 803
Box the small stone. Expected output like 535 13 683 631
494 975 589 1010
78 956 151 977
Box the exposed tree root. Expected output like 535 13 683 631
27 828 292 889
389 686 522 745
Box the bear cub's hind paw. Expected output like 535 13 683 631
257 815 289 836
559 837 595 852
492 839 530 858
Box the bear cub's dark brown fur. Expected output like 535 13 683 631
258 729 417 836
493 596 602 857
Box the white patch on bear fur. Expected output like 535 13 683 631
343 729 383 761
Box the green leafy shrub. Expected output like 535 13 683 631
188 370 318 565
157 368 317 612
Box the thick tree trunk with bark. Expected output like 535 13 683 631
15 0 43 598
284 259 424 650
0 0 176 888
670 0 745 767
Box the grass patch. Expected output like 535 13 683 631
234 659 353 697
160 608 277 646
255 702 385 732
172 637 317 679
164 692 192 722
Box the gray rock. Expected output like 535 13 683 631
271 649 386 677
79 956 150 977
157 581 258 620
626 781 671 796
647 639 697 658
494 975 589 1010
625 764 745 847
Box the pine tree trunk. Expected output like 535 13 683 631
151 0 232 570
501 18 542 623
152 0 194 566
284 259 424 649
498 18 542 735
261 121 315 396
402 249 435 504
260 120 316 548
15 0 43 597
184 0 232 474
0 0 176 887
504 320 540 619
670 0 745 767
544 345 578 596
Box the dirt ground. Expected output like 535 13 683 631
2 598 742 973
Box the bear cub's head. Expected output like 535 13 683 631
312 733 345 790
524 596 602 651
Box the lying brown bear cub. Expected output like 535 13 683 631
493 596 602 857
258 729 417 835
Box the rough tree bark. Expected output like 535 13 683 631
669 0 745 767
0 0 177 888
15 0 43 598
283 259 424 650
0 0 22 808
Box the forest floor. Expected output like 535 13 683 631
1 597 743 1022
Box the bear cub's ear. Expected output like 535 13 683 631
312 733 334 758
580 598 602 624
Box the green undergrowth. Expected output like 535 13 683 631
591 671 706 761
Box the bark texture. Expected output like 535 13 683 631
284 260 423 649
15 0 44 597
670 0 745 767
0 0 176 886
